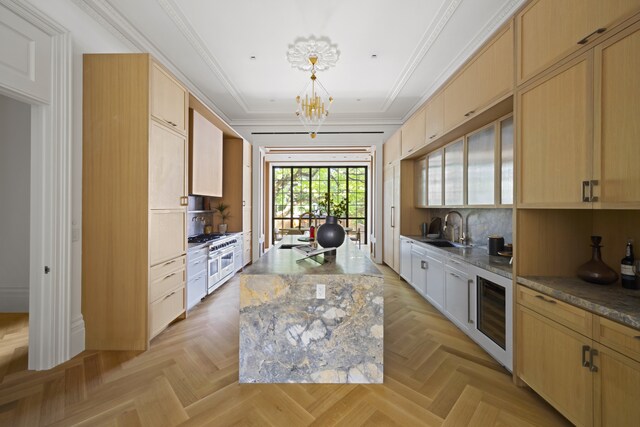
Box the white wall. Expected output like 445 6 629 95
0 94 31 312
27 0 135 355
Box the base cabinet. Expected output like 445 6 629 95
424 252 445 311
399 237 412 281
517 284 640 427
444 262 471 332
410 244 428 296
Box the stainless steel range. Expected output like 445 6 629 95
204 235 239 294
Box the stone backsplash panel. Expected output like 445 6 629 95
418 208 513 247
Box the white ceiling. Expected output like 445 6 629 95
76 0 525 142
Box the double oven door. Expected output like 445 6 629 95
219 247 235 279
208 246 236 294
471 267 513 371
208 251 221 292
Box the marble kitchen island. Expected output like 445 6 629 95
239 236 383 383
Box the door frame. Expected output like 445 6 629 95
0 1 74 370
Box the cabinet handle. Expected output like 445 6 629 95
166 120 177 127
163 259 176 267
535 294 556 304
243 200 246 207
468 279 474 324
429 134 437 139
408 148 414 153
464 110 475 117
582 181 590 202
581 345 591 368
163 291 176 300
449 272 462 279
589 348 598 372
390 207 395 228
421 260 428 270
163 272 176 281
589 180 598 202
577 27 606 45
180 196 189 206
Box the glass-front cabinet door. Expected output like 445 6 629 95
467 124 495 205
444 138 464 206
427 149 443 206
500 116 514 205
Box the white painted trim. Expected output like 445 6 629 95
0 287 29 312
70 314 86 356
0 0 77 370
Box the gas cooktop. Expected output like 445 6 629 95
188 233 229 244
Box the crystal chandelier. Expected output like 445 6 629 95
287 37 339 139
295 55 333 139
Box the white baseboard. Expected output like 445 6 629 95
70 315 85 358
0 286 29 312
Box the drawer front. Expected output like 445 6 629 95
187 254 207 279
150 267 185 303
149 211 186 265
149 255 186 282
150 286 185 338
594 316 640 362
517 285 592 336
446 258 469 275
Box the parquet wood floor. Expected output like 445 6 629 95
0 266 570 426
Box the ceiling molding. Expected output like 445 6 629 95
380 0 462 112
229 117 403 127
401 0 526 122
74 0 234 124
158 0 252 113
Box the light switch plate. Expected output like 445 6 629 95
316 284 326 299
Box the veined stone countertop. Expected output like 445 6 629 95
517 276 640 330
239 236 383 384
243 235 382 276
403 235 513 279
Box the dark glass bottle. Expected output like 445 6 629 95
621 240 637 289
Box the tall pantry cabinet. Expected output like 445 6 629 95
83 54 189 350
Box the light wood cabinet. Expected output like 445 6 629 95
518 55 591 207
149 121 188 209
151 62 188 134
467 124 496 205
593 21 640 208
517 284 640 426
518 19 640 209
427 150 443 206
189 108 223 197
83 54 187 350
424 91 444 143
517 305 593 426
213 138 252 234
444 24 513 132
383 130 401 166
515 0 640 84
401 107 426 157
499 115 514 205
383 164 401 272
414 157 427 208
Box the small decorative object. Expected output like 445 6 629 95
215 202 230 234
316 215 345 249
621 239 637 289
577 236 618 285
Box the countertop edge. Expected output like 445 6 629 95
517 276 640 330
401 235 513 280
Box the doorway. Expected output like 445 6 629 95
0 94 31 378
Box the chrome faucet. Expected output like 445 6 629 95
444 210 466 244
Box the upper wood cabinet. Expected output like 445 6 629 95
401 107 426 157
427 150 443 206
444 139 464 206
516 0 640 85
444 24 514 132
518 55 592 208
593 21 640 208
215 138 252 233
424 91 444 143
467 124 496 205
149 121 187 210
243 140 252 209
189 109 223 197
499 116 514 205
151 62 188 134
518 19 640 209
383 130 401 166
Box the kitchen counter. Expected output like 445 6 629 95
239 236 383 383
517 276 640 330
403 235 513 279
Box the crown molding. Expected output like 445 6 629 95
74 0 234 124
158 0 252 113
380 0 462 112
401 0 525 122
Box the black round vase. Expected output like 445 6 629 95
316 216 345 249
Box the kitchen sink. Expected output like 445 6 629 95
425 240 456 248
279 243 306 249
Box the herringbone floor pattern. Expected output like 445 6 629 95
0 266 570 426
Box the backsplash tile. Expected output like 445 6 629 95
421 208 513 247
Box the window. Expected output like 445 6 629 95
272 166 368 244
